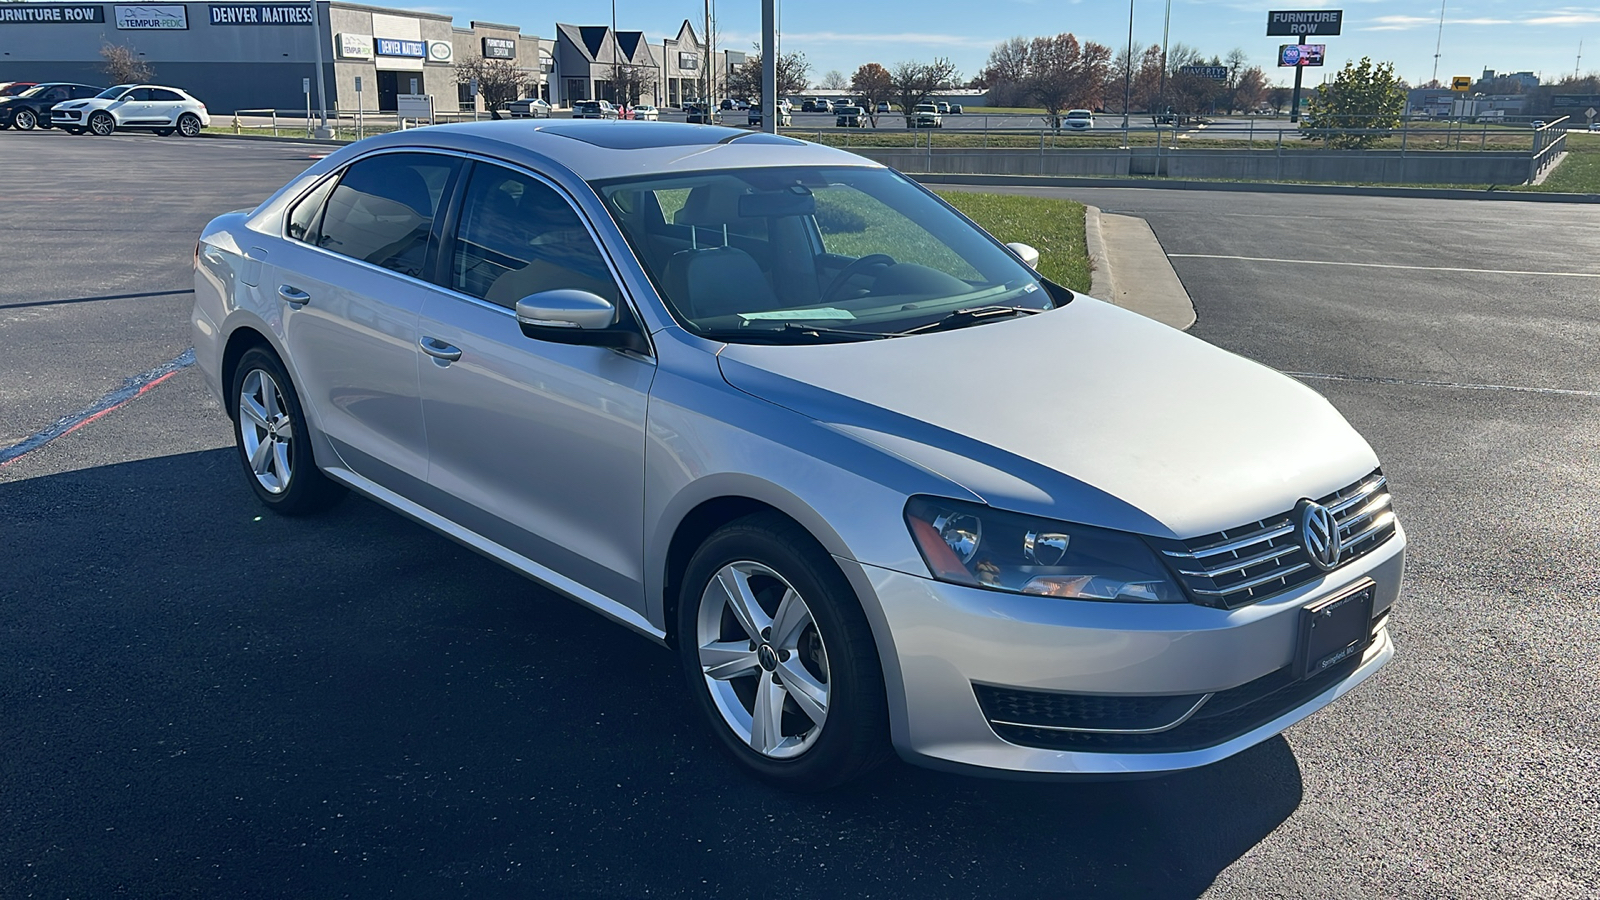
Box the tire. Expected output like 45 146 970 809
177 113 201 137
13 108 36 130
154 128 173 137
88 111 115 136
677 513 890 792
229 347 344 515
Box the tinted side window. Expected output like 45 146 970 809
286 176 337 244
126 88 155 102
41 87 68 103
150 89 183 102
450 163 619 308
316 153 459 277
73 86 100 99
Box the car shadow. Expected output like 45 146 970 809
0 449 1303 899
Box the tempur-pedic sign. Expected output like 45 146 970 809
117 5 190 29
209 4 315 25
0 5 105 23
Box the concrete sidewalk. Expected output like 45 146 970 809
1084 206 1197 331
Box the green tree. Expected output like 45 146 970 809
1300 57 1406 148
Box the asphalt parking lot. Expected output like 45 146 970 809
2 129 1597 899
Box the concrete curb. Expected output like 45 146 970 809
200 132 349 147
911 172 1600 204
1093 212 1197 331
1083 205 1115 302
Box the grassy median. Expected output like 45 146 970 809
935 191 1091 293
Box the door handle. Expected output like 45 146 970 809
419 336 462 362
277 284 311 307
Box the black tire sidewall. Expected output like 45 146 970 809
676 515 889 791
178 114 200 137
229 347 340 516
89 113 114 135
14 109 35 130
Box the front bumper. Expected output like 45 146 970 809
848 524 1404 777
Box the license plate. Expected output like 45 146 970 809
1295 580 1375 680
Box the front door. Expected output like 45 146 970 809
416 161 656 611
272 151 461 491
377 70 398 112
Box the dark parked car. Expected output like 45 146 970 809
685 102 719 124
0 82 101 130
571 100 618 120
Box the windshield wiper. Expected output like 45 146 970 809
898 305 1044 336
695 322 893 344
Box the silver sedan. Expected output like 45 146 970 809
192 121 1404 790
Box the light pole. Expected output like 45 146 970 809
309 0 330 138
761 0 776 133
1122 0 1134 140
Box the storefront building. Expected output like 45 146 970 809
0 1 544 114
551 23 658 108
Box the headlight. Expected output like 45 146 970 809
904 497 1185 603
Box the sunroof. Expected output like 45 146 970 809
537 121 806 150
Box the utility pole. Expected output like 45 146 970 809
1122 0 1134 139
760 0 776 133
1578 40 1584 79
309 0 330 138
1431 0 1446 85
1157 0 1170 118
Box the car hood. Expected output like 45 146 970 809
715 297 1379 539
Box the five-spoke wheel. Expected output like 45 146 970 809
13 109 37 131
229 347 343 515
678 513 889 791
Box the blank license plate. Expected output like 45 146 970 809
1295 581 1375 680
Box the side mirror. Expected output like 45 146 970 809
515 289 649 354
1006 242 1041 270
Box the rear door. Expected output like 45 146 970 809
415 160 656 610
147 88 186 125
269 150 462 493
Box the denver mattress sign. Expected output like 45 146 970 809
209 3 315 25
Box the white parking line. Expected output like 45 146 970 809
1167 253 1600 278
1287 371 1600 398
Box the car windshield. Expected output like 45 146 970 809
593 166 1059 343
16 84 53 98
96 84 135 99
1067 111 1091 119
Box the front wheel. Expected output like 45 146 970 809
88 111 115 136
177 113 201 137
229 347 344 515
13 109 37 130
677 513 890 792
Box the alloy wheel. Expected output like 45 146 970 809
89 112 114 136
237 368 294 494
695 561 831 759
178 114 201 137
14 109 36 130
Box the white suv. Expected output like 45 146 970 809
52 84 209 137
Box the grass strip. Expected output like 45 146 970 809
934 191 1091 293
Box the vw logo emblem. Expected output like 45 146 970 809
1298 501 1342 571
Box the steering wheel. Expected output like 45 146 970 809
820 254 895 303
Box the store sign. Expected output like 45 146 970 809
482 37 516 59
336 33 373 60
678 51 698 70
209 4 315 25
1278 44 1325 67
1267 10 1343 36
116 5 189 28
427 40 453 62
1180 66 1230 80
375 38 427 58
0 4 105 23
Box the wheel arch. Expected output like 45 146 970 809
218 325 277 420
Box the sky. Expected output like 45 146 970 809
431 1 1598 89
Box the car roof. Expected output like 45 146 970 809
349 120 881 181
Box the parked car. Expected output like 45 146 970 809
948 104 963 114
801 97 819 112
1530 119 1546 129
571 100 618 120
834 104 866 127
748 100 792 128
632 104 660 121
685 102 719 125
936 102 950 114
505 97 551 118
0 82 101 130
192 119 1403 791
52 84 209 136
0 82 37 98
1061 108 1095 131
910 102 942 128
876 101 891 114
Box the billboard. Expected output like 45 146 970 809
1267 10 1343 36
1278 44 1325 67
1179 66 1230 80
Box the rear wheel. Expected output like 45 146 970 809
677 513 891 792
88 111 115 136
230 347 344 515
177 113 202 137
13 108 36 130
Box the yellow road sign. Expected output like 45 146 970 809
1451 76 1472 92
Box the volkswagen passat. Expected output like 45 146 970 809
191 121 1403 790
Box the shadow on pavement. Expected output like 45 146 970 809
0 450 1303 899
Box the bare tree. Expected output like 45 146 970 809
978 37 1031 108
820 69 848 91
889 57 960 126
454 54 532 118
100 43 154 84
725 45 809 101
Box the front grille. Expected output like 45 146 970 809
54 110 80 121
974 685 1205 733
983 613 1386 753
1160 470 1397 609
